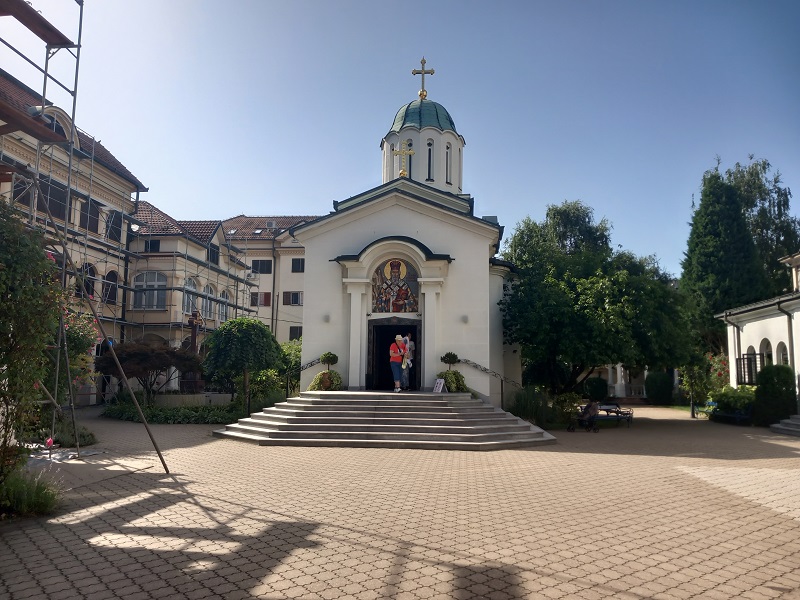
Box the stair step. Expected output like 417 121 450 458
218 424 547 443
234 418 533 434
249 414 518 427
215 391 555 450
212 430 556 450
770 423 800 437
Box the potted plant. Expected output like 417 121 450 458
308 352 342 391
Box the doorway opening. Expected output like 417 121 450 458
367 318 421 391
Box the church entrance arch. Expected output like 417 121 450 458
367 317 421 391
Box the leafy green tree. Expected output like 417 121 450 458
725 157 799 297
203 318 283 413
502 201 690 394
0 202 62 487
94 341 201 404
681 170 769 352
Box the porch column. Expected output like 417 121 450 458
614 363 626 398
345 281 369 390
419 279 443 391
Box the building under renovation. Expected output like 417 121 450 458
0 1 315 403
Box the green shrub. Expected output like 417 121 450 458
754 365 797 427
319 352 339 369
245 369 284 401
645 371 673 405
553 392 583 425
16 407 97 448
103 401 242 424
307 370 343 391
0 468 61 517
440 352 459 370
509 387 548 424
709 385 756 413
583 377 607 402
436 370 468 393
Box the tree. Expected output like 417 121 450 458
681 170 769 352
501 201 690 394
202 318 283 413
0 202 62 486
94 341 201 404
725 156 799 297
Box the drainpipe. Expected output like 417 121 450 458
776 299 799 411
270 235 277 333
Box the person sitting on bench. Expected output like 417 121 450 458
579 399 600 429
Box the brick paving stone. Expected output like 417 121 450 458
3 406 800 600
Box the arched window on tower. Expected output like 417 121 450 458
426 140 434 181
446 143 452 185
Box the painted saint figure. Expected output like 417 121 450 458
372 258 419 313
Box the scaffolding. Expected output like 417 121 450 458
0 0 170 471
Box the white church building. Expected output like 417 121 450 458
720 252 800 395
293 61 521 406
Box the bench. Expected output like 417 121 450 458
709 403 753 425
695 401 716 418
568 402 634 431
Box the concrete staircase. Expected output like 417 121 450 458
213 390 556 450
770 415 800 437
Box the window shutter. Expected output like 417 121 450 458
283 291 290 305
262 292 271 306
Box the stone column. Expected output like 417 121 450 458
345 281 368 390
419 279 443 391
614 363 626 398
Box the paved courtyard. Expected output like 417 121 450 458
1 405 800 600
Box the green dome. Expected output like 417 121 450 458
389 99 458 134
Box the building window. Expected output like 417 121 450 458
79 199 101 233
291 258 305 273
250 292 271 306
252 259 272 274
183 278 198 314
106 210 123 242
426 140 434 181
144 239 160 252
283 291 303 306
208 244 220 265
133 271 167 309
75 263 96 298
446 143 452 184
219 291 229 322
289 326 302 341
202 285 214 319
102 271 118 305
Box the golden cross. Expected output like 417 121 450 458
411 57 434 100
393 140 415 178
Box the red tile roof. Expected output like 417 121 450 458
0 68 147 191
177 220 220 244
133 200 184 235
222 215 320 240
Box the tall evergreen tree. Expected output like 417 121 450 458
681 170 769 352
725 157 799 297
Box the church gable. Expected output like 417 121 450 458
332 178 474 216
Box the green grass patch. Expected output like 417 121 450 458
0 468 61 518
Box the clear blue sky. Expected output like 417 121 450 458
4 0 799 277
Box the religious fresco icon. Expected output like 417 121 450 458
372 258 419 313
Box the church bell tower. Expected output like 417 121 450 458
381 58 466 193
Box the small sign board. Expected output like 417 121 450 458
433 378 448 393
